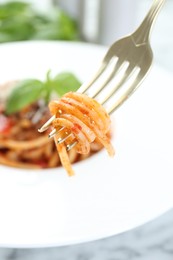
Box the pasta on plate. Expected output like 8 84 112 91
0 80 114 175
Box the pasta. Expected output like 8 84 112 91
48 91 115 176
0 84 106 171
0 82 114 176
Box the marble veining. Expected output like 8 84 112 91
0 209 173 259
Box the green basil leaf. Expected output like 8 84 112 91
53 72 81 97
6 79 44 115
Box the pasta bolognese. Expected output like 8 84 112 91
0 80 112 173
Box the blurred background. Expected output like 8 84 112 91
0 0 172 71
0 0 138 44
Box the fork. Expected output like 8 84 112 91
39 0 165 150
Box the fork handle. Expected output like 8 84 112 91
132 0 165 45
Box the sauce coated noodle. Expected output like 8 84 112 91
0 99 111 173
49 92 115 176
0 81 115 176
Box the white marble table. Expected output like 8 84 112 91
0 208 173 260
0 0 173 259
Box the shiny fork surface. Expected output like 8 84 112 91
77 0 165 114
39 0 165 148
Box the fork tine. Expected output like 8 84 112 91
107 67 150 114
57 133 74 144
48 128 57 138
66 141 78 151
77 62 107 94
38 115 55 132
100 64 136 105
90 57 124 99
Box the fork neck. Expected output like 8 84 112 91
132 0 165 46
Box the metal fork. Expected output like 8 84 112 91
39 0 165 149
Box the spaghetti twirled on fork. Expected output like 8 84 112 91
46 91 115 176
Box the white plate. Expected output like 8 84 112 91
0 41 173 248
